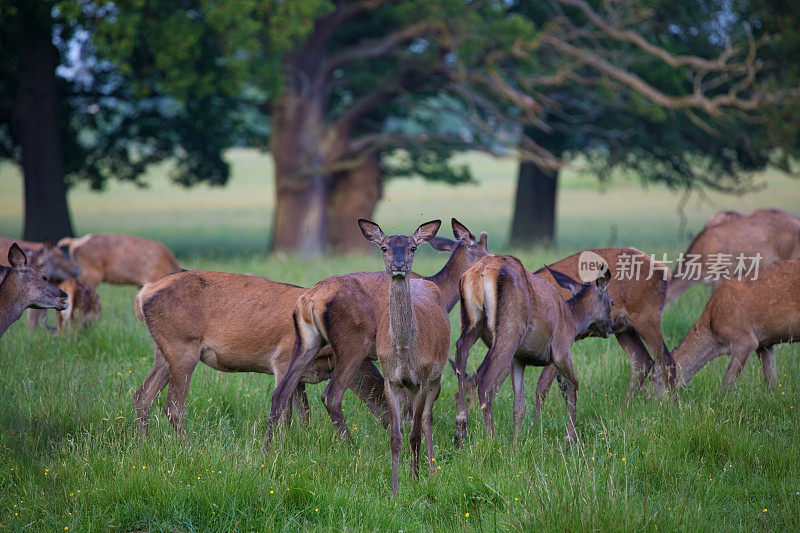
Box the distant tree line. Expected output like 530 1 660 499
1 0 798 252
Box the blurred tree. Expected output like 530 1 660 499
507 0 800 246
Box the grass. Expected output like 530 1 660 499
0 150 799 531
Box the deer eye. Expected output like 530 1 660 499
381 246 388 252
409 246 417 252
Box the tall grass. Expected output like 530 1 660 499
0 151 798 531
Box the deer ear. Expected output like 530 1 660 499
8 243 28 269
358 219 386 245
596 267 612 291
429 236 457 252
478 231 488 251
412 220 441 245
546 265 583 295
451 218 476 244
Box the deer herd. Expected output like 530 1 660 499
1 207 799 492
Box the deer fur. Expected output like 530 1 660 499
664 258 800 391
531 248 674 408
0 244 68 338
264 219 488 444
452 255 613 447
57 233 179 288
667 208 800 305
133 270 384 440
55 278 101 332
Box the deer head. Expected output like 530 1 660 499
5 243 68 310
547 265 614 337
358 219 442 278
429 218 489 263
28 239 80 282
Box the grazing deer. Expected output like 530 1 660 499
57 233 179 288
704 210 743 229
667 208 800 305
0 244 68 338
133 270 385 440
264 219 488 443
55 278 101 332
452 255 612 447
531 248 674 409
0 238 80 282
661 258 800 392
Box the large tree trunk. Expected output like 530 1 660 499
509 161 558 247
270 91 331 256
327 153 383 255
12 38 73 242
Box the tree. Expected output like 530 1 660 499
507 0 800 246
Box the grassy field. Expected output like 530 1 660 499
0 150 799 531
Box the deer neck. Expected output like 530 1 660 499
565 286 593 338
426 245 466 312
0 274 28 337
389 276 416 350
671 322 720 388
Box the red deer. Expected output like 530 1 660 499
531 248 674 409
269 220 450 493
661 258 800 391
1 238 80 330
0 244 68 338
133 271 385 440
55 278 101 332
264 219 488 443
57 233 179 287
452 255 612 447
667 208 800 305
704 210 743 229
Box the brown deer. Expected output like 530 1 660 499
269 220 450 493
660 258 800 392
0 244 68 338
133 270 385 440
452 255 612 447
264 219 488 443
667 208 800 305
531 248 674 411
1 238 80 331
57 233 179 287
55 278 101 332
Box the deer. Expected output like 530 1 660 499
264 219 488 444
667 208 800 305
1 238 81 331
133 270 386 441
530 248 674 413
703 210 744 229
452 254 613 447
0 244 68 339
268 220 450 492
57 233 180 288
657 258 800 392
55 278 101 333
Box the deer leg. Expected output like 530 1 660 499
407 386 425 481
511 358 526 446
264 336 322 448
474 334 519 438
321 351 372 439
722 343 756 389
635 316 675 393
553 349 579 444
350 360 389 427
291 383 311 425
453 324 482 447
756 345 777 389
385 381 404 493
133 342 170 438
424 379 441 476
615 331 654 397
533 365 557 420
163 346 200 442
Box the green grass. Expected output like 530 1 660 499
0 151 799 531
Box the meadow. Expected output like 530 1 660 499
0 150 799 531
